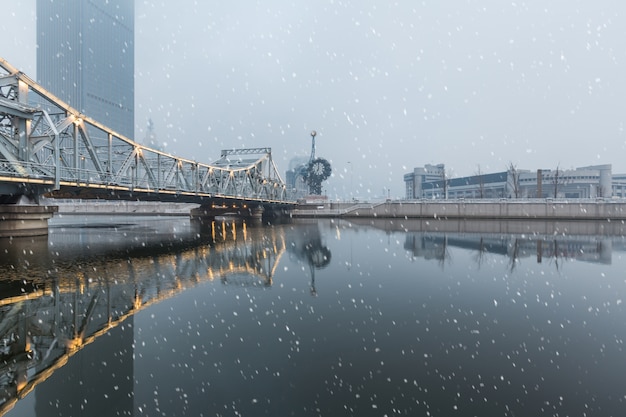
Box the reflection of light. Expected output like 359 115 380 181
2 220 292 410
77 272 85 294
221 222 226 240
66 337 83 351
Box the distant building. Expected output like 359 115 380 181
285 156 309 199
36 0 135 139
403 164 446 199
142 119 164 151
404 164 620 199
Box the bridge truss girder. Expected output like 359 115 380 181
0 58 290 204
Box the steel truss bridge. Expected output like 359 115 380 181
0 57 293 209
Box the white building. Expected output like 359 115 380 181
405 164 619 199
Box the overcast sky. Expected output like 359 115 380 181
3 0 626 199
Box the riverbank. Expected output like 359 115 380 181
292 199 626 221
51 200 198 215
45 199 626 221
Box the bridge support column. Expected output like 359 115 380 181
189 205 218 224
190 204 266 225
247 206 264 224
0 205 58 237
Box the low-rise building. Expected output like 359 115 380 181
404 164 620 199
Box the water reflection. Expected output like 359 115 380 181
2 217 626 416
354 218 623 269
0 216 330 416
404 233 614 268
285 220 332 295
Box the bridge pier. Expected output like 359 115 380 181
190 204 265 224
248 206 264 224
0 204 58 237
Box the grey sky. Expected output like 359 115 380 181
4 1 626 199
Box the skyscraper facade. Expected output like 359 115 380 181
36 0 134 139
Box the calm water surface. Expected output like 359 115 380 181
2 215 626 416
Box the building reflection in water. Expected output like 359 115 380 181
349 218 623 268
0 216 334 416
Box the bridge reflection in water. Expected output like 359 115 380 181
0 216 329 416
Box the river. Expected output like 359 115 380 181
1 215 626 416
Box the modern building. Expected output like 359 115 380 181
404 164 621 199
36 0 135 139
285 156 309 199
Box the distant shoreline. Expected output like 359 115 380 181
44 199 626 221
292 199 626 221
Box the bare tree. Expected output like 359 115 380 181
550 164 567 198
507 162 521 198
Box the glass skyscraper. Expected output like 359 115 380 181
36 0 134 139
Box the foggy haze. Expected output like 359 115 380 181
4 0 626 199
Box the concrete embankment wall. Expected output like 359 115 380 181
54 201 198 215
294 200 626 220
344 200 626 220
